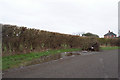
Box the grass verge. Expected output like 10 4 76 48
100 46 120 50
2 48 81 70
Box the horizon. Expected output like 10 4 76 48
1 23 118 38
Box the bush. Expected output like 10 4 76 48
81 37 100 51
98 38 119 46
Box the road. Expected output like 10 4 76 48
3 49 118 78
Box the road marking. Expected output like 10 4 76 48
99 58 103 63
99 58 109 78
105 75 109 78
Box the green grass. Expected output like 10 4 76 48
100 46 120 50
2 48 81 70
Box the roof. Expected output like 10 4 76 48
104 31 116 36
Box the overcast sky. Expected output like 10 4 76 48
0 0 119 37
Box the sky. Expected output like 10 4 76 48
0 0 119 37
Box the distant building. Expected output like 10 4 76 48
104 30 116 38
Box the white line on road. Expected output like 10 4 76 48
99 58 109 78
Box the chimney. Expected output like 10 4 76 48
109 30 110 33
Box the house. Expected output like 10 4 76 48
104 30 116 38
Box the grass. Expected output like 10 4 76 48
2 48 81 70
3 46 120 70
100 46 120 50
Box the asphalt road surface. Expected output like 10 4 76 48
3 49 118 78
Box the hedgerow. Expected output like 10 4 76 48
2 24 119 56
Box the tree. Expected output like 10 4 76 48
82 32 99 38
